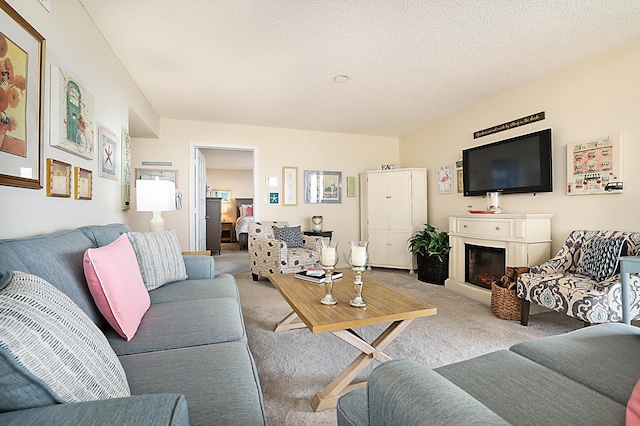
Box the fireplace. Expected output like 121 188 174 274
465 244 505 289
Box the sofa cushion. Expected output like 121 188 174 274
0 271 130 413
273 225 304 248
510 323 640 405
127 230 187 291
119 342 266 426
79 223 132 247
435 350 626 424
149 275 239 305
107 297 247 356
83 233 150 340
578 235 626 281
0 229 104 326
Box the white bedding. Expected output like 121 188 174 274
235 215 254 240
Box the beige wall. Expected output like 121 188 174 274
400 37 640 254
207 168 254 221
0 0 157 239
130 119 399 255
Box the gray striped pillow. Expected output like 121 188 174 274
127 229 188 291
0 271 130 412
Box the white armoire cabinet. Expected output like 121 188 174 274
360 168 427 272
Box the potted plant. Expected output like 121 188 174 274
408 224 450 284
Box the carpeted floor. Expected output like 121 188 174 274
215 243 583 426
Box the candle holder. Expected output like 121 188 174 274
346 241 368 307
320 240 338 305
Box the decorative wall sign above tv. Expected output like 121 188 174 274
474 112 545 139
566 134 623 196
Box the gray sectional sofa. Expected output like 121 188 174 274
337 322 640 425
0 224 266 425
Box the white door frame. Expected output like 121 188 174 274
188 142 258 251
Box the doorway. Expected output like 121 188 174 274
190 144 257 252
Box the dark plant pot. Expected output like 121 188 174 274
417 253 449 285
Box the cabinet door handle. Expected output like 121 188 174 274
205 216 210 219
496 227 500 230
463 225 467 228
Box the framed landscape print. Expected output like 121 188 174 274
50 64 95 160
0 1 46 189
213 189 231 203
304 170 342 204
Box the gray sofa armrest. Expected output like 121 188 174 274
366 360 509 426
183 255 215 279
0 394 188 426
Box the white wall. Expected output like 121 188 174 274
130 118 399 252
400 37 640 254
0 0 157 239
207 168 253 222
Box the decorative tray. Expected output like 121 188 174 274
468 210 496 214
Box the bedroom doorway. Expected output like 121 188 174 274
190 145 256 252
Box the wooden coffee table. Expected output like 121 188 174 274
269 269 437 411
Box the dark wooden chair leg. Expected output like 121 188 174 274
520 299 530 326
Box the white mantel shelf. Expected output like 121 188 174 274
445 213 553 307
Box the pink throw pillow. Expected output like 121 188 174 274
83 233 150 340
627 379 640 425
246 205 253 216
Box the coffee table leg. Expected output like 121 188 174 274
274 310 306 332
311 318 414 412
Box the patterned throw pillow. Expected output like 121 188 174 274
273 225 304 248
578 235 626 281
127 229 188 291
0 271 130 412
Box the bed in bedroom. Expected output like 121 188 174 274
235 197 254 250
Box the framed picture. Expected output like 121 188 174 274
346 176 357 197
436 165 453 194
46 158 71 197
269 191 280 205
456 169 464 193
266 175 279 188
98 126 118 180
74 167 92 200
213 189 231 203
282 166 297 206
566 134 624 195
121 130 131 209
0 2 46 189
50 64 95 160
304 170 342 204
135 168 178 187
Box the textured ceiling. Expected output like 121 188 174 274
80 0 640 137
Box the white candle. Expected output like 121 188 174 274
351 246 367 267
321 247 337 266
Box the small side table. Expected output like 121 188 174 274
303 230 333 241
221 222 233 243
620 256 640 325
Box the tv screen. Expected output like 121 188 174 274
463 129 552 196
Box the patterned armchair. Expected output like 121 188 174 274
517 230 640 325
248 221 322 281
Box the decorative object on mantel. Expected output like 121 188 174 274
486 191 502 213
311 215 323 232
566 134 623 195
473 111 545 139
408 224 450 285
491 266 529 321
436 165 453 194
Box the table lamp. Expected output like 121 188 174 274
136 178 175 232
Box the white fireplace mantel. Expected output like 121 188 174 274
445 213 553 305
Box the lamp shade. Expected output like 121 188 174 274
136 179 175 212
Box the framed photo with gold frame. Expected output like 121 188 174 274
46 158 71 197
74 167 92 200
0 1 46 189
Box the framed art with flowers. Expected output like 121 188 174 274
0 1 46 189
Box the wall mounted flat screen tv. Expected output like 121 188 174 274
463 128 552 196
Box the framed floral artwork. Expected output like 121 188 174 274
74 167 92 200
0 2 46 189
46 158 71 197
98 126 118 180
50 64 95 160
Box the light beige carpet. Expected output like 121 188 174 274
215 243 582 426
